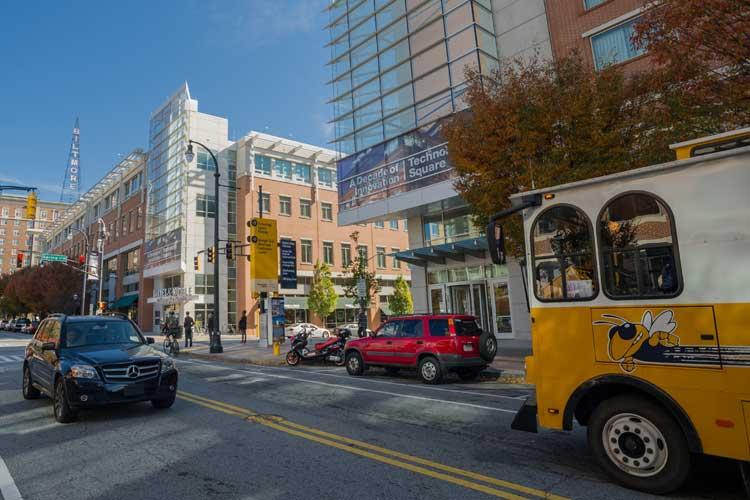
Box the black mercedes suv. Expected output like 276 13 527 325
22 314 178 423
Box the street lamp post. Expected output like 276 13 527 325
96 218 107 313
185 141 223 353
68 228 89 316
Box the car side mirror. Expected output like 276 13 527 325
146 337 155 344
41 342 56 351
487 221 506 265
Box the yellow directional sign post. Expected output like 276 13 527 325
249 217 278 293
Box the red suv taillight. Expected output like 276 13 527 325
448 318 456 337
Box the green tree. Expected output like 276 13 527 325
308 261 338 324
389 276 413 316
342 231 379 307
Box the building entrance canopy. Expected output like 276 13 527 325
394 237 488 267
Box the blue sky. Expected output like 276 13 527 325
0 0 333 201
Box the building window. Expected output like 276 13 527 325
358 245 368 262
375 220 384 228
1 208 7 217
301 239 313 264
259 192 271 214
196 194 216 218
255 155 272 175
376 247 386 269
323 241 334 265
274 159 292 179
599 193 681 299
318 168 335 187
193 303 215 329
12 229 19 237
591 17 646 70
13 220 19 227
125 248 140 276
137 207 143 229
321 202 333 221
584 0 607 9
391 248 401 269
341 243 352 267
299 199 311 218
195 274 215 295
294 163 311 183
197 151 216 171
532 205 597 301
128 211 135 233
279 196 291 216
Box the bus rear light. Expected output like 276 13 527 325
715 419 734 428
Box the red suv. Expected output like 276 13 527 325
344 315 497 384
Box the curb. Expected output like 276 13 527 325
182 352 286 367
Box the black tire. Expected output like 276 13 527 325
587 395 691 495
22 364 40 399
418 356 443 385
333 351 346 367
345 351 364 376
479 332 497 362
152 392 176 409
286 350 301 366
53 377 76 423
384 367 400 376
457 367 482 381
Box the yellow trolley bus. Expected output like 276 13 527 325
488 129 750 495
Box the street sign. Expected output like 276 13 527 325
249 217 278 293
87 253 99 280
280 239 297 289
41 253 67 263
357 278 367 300
271 297 285 340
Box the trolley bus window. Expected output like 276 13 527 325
599 193 682 298
531 205 598 301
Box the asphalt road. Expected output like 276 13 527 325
0 331 745 500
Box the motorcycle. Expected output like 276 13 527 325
285 327 350 366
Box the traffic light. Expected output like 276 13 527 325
78 255 86 266
26 191 37 220
194 255 201 271
207 247 215 263
225 242 233 261
98 301 107 312
16 253 23 268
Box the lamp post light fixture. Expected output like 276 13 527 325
96 218 108 313
185 140 223 353
68 228 89 316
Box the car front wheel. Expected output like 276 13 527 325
53 377 76 423
587 395 691 495
345 352 365 376
418 356 443 385
22 364 40 399
152 392 176 409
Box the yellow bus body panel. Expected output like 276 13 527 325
531 304 750 462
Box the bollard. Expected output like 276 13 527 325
273 341 280 356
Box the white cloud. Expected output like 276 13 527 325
203 0 328 49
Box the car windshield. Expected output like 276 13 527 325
64 320 144 348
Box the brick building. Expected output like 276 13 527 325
0 194 67 275
544 0 651 74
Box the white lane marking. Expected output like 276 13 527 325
0 454 23 500
12 356 24 361
0 356 14 363
204 374 246 382
270 365 527 401
178 359 518 414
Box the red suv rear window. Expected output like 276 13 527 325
454 318 481 336
428 319 449 337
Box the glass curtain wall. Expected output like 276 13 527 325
327 0 499 157
225 150 238 328
147 87 190 239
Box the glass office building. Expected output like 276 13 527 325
327 0 553 343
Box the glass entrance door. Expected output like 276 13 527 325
429 285 447 313
448 282 491 333
450 285 472 315
471 282 490 333
490 280 513 338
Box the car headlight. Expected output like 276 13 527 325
70 365 98 379
161 358 175 372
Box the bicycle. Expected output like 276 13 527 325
163 333 180 356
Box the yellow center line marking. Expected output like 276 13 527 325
178 391 570 500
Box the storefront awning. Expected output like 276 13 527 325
394 237 488 266
336 297 359 309
111 294 138 309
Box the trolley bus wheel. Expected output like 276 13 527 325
588 394 691 495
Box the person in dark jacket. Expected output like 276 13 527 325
207 311 215 344
183 311 195 348
238 310 248 344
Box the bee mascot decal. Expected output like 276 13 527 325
594 310 680 372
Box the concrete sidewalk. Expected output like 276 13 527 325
158 333 529 382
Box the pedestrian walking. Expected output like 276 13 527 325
207 311 215 344
238 310 247 344
183 311 194 348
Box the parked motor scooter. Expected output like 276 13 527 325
285 327 350 366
